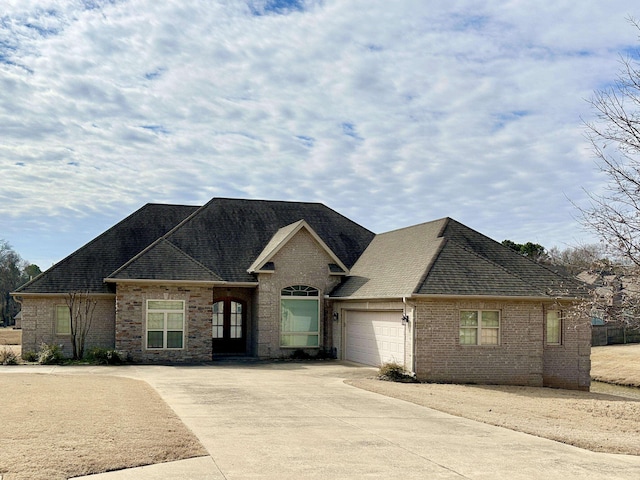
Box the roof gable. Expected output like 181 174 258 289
248 220 348 274
108 239 223 282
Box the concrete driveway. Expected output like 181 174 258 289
96 361 640 479
7 361 640 479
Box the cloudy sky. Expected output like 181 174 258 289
2 0 639 269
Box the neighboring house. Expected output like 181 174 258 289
13 311 21 329
578 270 640 345
12 198 591 389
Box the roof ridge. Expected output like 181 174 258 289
413 236 447 294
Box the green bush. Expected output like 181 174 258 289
38 343 64 365
86 347 123 365
23 350 38 362
0 347 18 365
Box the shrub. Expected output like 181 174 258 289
23 350 38 362
0 347 18 365
290 349 312 360
378 361 417 383
38 343 64 365
86 347 123 365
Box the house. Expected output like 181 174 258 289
12 198 591 389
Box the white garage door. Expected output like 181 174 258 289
345 310 405 367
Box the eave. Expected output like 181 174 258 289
104 278 259 287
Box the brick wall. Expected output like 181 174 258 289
18 295 115 358
413 298 590 390
414 299 545 387
255 229 341 358
115 284 214 363
543 303 591 391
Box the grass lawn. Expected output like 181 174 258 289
0 327 21 345
591 343 640 387
0 373 207 480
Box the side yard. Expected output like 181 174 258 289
591 343 640 387
349 344 640 456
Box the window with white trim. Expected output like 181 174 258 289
55 305 71 335
546 310 562 345
146 300 185 349
460 310 500 345
280 285 320 347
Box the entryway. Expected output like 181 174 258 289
212 297 247 355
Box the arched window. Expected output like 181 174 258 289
280 285 319 347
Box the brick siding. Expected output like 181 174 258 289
414 298 590 390
115 284 215 363
17 295 115 358
255 229 340 358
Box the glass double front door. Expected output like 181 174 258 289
212 298 246 354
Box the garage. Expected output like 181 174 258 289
344 310 405 367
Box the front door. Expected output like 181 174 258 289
212 298 247 354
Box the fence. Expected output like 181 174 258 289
592 325 640 346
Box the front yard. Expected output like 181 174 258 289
1 334 640 479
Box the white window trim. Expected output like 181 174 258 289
460 310 500 346
280 286 321 348
145 299 185 350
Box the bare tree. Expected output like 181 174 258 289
65 292 97 360
583 18 640 266
547 244 608 275
581 20 640 330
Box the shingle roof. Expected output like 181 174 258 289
109 198 375 283
331 217 587 299
14 204 199 294
109 239 222 282
330 219 447 298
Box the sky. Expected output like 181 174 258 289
2 0 640 269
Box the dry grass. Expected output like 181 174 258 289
591 344 640 387
0 327 21 345
347 344 640 456
0 374 207 480
347 378 640 455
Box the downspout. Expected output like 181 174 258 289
403 296 417 377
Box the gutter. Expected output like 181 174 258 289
103 278 259 287
11 292 116 298
410 293 584 301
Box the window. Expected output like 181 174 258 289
546 310 562 345
281 285 319 347
146 300 185 349
460 310 500 345
55 305 70 335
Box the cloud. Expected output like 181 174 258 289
1 0 639 266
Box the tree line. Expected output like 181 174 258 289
0 240 41 326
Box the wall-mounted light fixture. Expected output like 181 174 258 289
401 314 409 325
333 312 339 322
